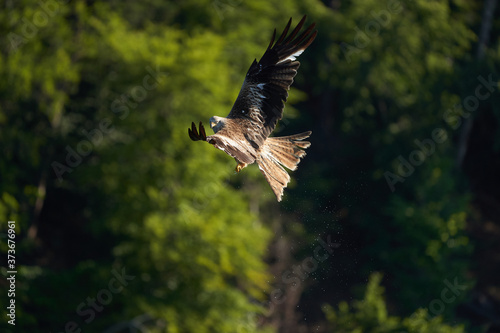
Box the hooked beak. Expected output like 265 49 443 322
209 116 221 130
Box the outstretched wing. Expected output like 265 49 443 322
188 121 208 141
227 15 317 148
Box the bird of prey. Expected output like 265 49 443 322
188 15 316 202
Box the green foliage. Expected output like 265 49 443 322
324 273 465 333
1 1 284 331
1 0 499 332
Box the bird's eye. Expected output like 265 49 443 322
241 110 245 114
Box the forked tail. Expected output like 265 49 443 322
256 131 311 201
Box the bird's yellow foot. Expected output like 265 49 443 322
235 162 247 173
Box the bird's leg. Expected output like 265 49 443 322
235 161 248 173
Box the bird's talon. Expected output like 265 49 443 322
235 163 246 173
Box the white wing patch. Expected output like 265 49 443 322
277 49 304 64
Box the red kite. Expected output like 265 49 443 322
189 16 316 201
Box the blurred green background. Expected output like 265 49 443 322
1 0 499 332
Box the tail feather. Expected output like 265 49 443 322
266 131 311 170
258 153 290 198
257 131 311 201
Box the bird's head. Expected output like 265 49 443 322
209 116 225 133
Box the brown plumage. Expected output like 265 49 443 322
188 15 316 201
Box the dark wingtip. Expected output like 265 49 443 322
188 122 197 141
298 15 307 26
192 121 199 135
283 15 307 44
276 17 293 45
188 121 208 141
268 28 277 49
199 121 207 140
188 129 196 141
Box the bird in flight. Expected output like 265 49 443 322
188 15 316 202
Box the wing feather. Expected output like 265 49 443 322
226 15 317 147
